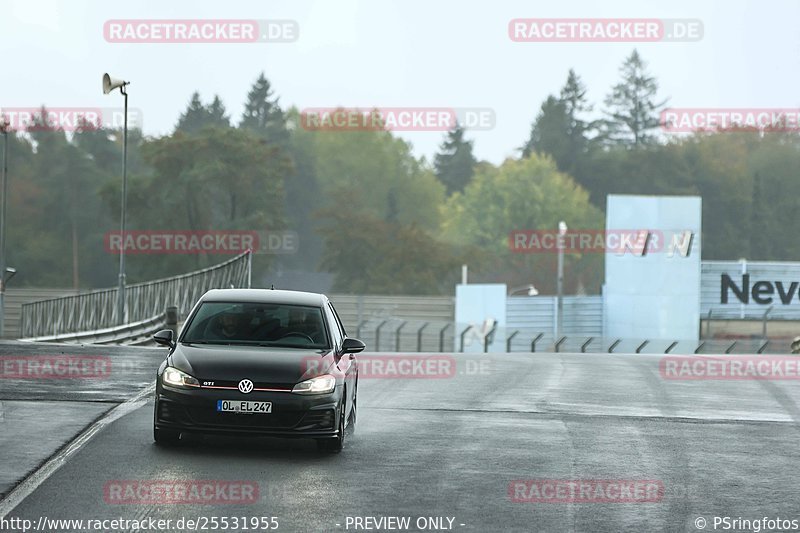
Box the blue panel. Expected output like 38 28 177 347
604 195 702 340
454 284 507 353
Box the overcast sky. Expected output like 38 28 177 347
2 0 799 164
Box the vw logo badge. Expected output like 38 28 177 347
238 379 254 394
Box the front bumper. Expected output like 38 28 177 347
154 383 341 438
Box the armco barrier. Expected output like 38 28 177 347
20 251 251 338
19 307 177 346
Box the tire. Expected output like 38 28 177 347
154 426 180 445
316 399 345 453
349 388 357 433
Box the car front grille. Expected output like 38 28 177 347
187 406 304 429
159 397 335 432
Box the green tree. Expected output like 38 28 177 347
141 127 288 229
176 92 230 134
442 154 604 293
296 111 445 231
281 108 326 270
109 127 290 281
434 123 477 195
521 96 569 161
319 199 464 294
240 72 289 146
674 132 754 260
579 142 689 205
73 120 119 174
73 119 148 181
207 96 230 127
581 131 756 260
603 50 667 147
19 109 115 288
285 109 449 291
745 132 800 261
523 70 598 177
560 70 601 173
749 172 770 259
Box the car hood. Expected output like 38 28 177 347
168 343 335 386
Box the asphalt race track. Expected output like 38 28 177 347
2 342 800 532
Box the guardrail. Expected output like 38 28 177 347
19 306 178 345
350 319 795 354
501 330 787 355
20 251 251 338
355 318 454 352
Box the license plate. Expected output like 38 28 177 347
216 400 272 414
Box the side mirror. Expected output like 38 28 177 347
153 329 175 348
342 337 365 354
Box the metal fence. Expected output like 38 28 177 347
502 332 784 355
21 309 170 345
353 317 455 353
328 294 455 352
341 319 795 354
342 295 794 354
20 251 251 338
506 295 603 338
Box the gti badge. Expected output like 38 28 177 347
238 379 254 394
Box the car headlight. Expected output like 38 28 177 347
292 374 336 395
162 366 200 388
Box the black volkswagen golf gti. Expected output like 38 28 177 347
152 289 363 452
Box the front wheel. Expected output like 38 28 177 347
154 426 180 445
349 387 357 433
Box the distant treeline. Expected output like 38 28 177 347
4 51 799 295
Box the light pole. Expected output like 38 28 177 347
103 73 130 324
556 221 567 336
0 117 9 337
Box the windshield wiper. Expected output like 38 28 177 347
183 340 236 345
257 342 324 349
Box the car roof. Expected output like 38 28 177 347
199 288 327 307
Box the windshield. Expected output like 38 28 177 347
181 302 329 349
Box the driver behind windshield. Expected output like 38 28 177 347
286 308 323 342
205 310 250 341
183 303 328 346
